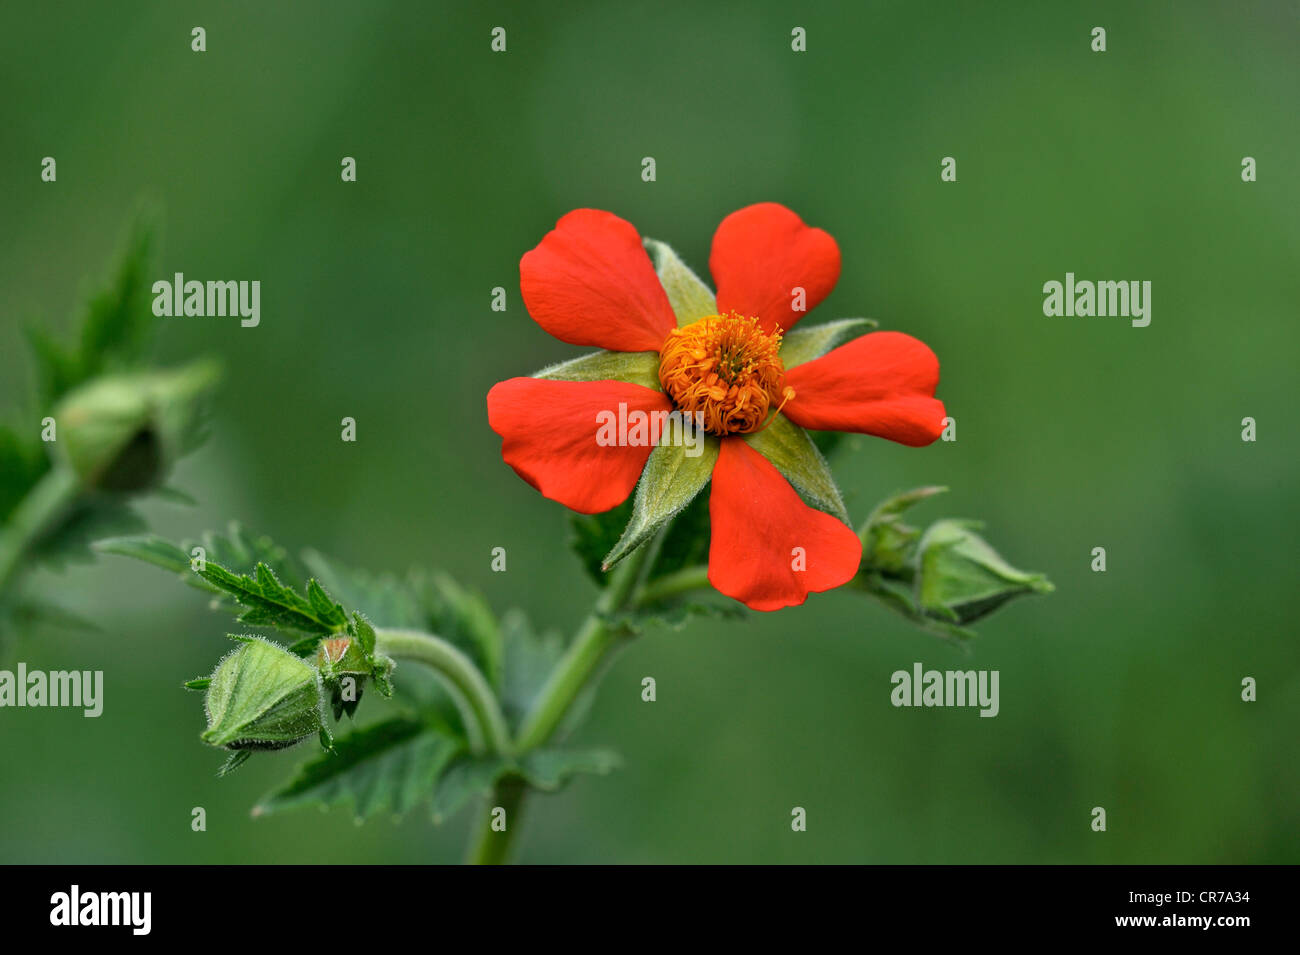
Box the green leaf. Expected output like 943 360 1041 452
94 534 191 574
645 491 710 582
603 438 719 570
198 561 347 643
604 599 743 634
779 317 877 370
307 578 346 628
33 501 147 568
744 415 849 522
421 573 503 691
499 609 564 732
78 214 156 378
97 525 304 607
431 754 510 823
535 350 661 391
568 498 634 585
25 327 81 410
0 427 46 524
644 238 716 325
517 746 622 790
253 719 464 823
3 597 100 633
301 548 424 629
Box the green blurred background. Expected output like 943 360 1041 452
1 0 1297 863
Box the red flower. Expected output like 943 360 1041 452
488 203 945 611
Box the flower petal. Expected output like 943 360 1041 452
783 331 946 447
708 438 862 611
487 377 673 514
709 202 841 334
520 209 677 352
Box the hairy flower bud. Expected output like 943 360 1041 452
201 637 326 751
914 519 1054 626
50 361 218 492
316 635 372 719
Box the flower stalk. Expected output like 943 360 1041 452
374 628 512 756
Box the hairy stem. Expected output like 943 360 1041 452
513 544 652 752
466 775 527 865
0 467 83 597
633 564 710 607
374 627 511 756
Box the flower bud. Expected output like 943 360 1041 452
914 519 1054 626
316 635 372 719
201 637 326 751
50 361 218 492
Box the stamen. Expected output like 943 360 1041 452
658 313 791 435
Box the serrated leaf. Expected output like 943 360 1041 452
569 498 634 585
422 573 503 690
779 317 877 370
644 238 717 325
301 548 424 630
516 746 622 790
77 215 155 376
535 350 661 391
603 438 719 570
307 578 347 629
743 415 848 522
603 599 744 635
499 609 564 732
253 719 463 823
197 561 346 642
431 754 510 823
94 534 192 574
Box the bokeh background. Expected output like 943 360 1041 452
1 0 1296 863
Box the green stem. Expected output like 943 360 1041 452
466 776 526 865
374 627 511 756
0 467 83 597
513 545 652 752
633 564 710 607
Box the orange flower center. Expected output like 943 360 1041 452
658 312 794 436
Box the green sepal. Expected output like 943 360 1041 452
644 237 717 325
217 751 252 777
744 415 849 522
535 350 662 391
779 317 877 370
858 485 948 575
915 519 1054 625
603 437 719 570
